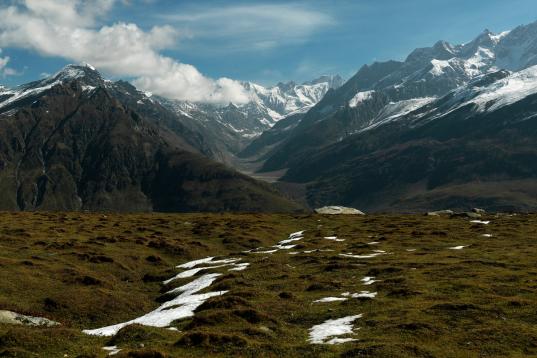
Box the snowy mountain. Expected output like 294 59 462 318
363 65 537 134
239 20 537 212
278 65 537 212
250 20 537 173
244 75 343 120
158 75 343 139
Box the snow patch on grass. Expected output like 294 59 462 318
343 291 378 299
249 230 305 254
361 276 380 285
177 257 226 269
229 263 250 271
324 236 345 242
102 346 121 355
164 261 239 283
471 220 490 225
84 271 231 336
308 314 363 344
340 252 384 259
314 297 348 303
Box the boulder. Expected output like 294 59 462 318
472 208 486 214
314 206 365 215
426 210 454 216
452 212 482 219
0 310 59 327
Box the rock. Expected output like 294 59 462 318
472 208 486 214
314 206 365 215
452 212 482 219
426 210 454 216
0 310 59 327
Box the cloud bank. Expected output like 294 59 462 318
161 3 334 52
0 0 249 103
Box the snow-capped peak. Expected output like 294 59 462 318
490 30 511 44
50 64 102 83
0 64 105 113
243 75 343 121
156 75 343 139
84 63 96 71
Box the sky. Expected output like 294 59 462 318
0 0 536 103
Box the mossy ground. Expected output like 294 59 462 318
0 212 536 357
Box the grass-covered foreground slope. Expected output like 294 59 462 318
0 212 536 357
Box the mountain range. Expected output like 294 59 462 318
0 65 303 212
2 20 537 212
155 75 343 164
239 20 537 212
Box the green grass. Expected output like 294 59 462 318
1 212 536 357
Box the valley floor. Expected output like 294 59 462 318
0 212 536 357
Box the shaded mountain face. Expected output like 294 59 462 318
249 21 537 174
240 20 537 212
0 65 303 213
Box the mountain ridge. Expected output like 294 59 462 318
245 21 537 173
0 64 303 213
239 20 537 212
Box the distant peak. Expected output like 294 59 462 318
48 63 103 86
226 102 239 109
83 63 96 71
277 81 297 91
303 75 344 89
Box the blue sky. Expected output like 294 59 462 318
1 0 536 101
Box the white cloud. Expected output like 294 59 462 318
21 0 114 27
0 52 9 71
0 48 17 77
0 0 249 104
161 3 334 52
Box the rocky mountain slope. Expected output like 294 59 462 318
0 65 302 212
247 21 537 171
241 20 537 212
282 67 537 211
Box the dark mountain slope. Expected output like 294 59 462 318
253 21 537 174
282 75 537 212
0 66 302 212
238 112 305 160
